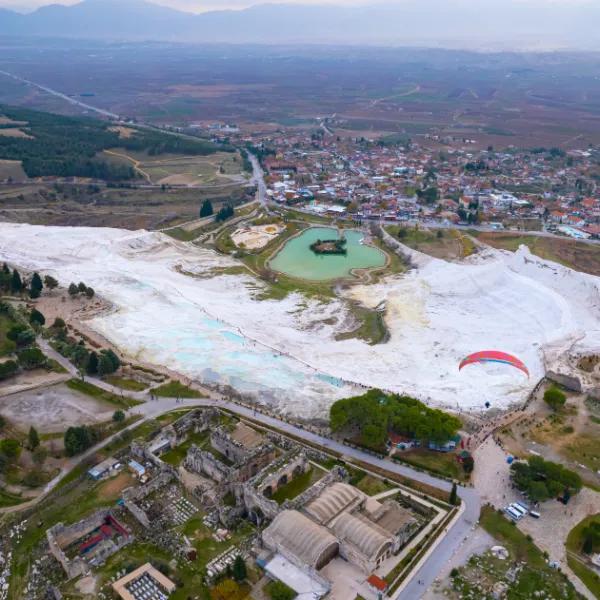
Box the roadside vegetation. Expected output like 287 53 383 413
566 514 600 598
153 380 205 399
330 389 462 451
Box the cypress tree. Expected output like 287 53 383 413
449 482 457 505
86 351 99 375
28 426 40 451
10 269 22 294
29 272 43 299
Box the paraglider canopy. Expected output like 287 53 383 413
459 350 529 377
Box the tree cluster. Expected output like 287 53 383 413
330 389 462 451
68 281 95 299
64 425 101 456
510 455 582 502
215 205 235 223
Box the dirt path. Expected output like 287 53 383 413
103 149 152 183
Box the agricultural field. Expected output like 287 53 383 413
0 159 27 180
473 232 600 277
102 148 246 186
386 226 476 260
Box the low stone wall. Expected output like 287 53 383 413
546 370 583 393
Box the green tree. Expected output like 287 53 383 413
112 410 125 423
10 269 22 294
462 455 475 474
86 351 99 375
85 287 95 299
29 308 45 327
544 386 566 411
0 438 21 461
232 555 247 582
64 425 97 456
583 534 594 555
68 282 79 297
29 272 43 299
77 282 87 294
0 360 18 381
266 581 295 600
52 317 66 329
43 275 59 290
27 426 40 451
200 199 214 218
98 352 117 375
7 324 35 348
17 347 46 369
449 482 457 505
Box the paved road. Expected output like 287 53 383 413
247 150 269 209
31 340 481 599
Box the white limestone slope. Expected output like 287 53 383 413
1 222 598 417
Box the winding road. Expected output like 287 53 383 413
34 339 480 600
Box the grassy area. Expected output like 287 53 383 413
354 474 394 496
66 378 142 409
103 375 147 392
271 467 324 504
0 312 16 356
566 514 600 598
153 380 205 398
336 303 388 345
446 505 581 599
386 226 473 260
160 430 210 466
393 449 465 481
472 231 600 277
0 487 25 508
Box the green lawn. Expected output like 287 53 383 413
393 449 465 481
271 467 324 504
67 378 142 409
355 474 393 496
153 380 205 399
160 430 210 466
103 375 147 392
566 513 600 598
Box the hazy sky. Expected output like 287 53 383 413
2 0 375 12
2 0 559 13
0 0 592 13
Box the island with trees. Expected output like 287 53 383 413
310 237 347 255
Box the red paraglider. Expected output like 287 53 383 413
459 350 529 377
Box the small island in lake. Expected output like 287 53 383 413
309 237 348 255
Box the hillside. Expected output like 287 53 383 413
0 105 232 180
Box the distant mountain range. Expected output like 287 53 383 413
1 0 600 50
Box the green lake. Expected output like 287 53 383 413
269 227 386 281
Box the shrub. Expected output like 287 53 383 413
17 347 46 369
0 360 18 381
544 386 566 411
